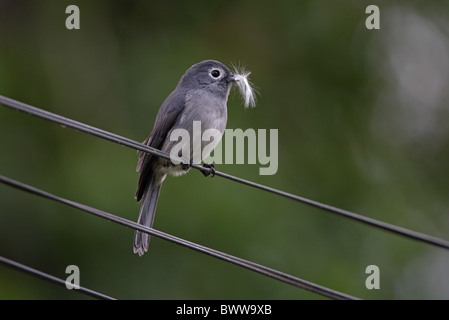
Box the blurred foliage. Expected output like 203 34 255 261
1 0 449 299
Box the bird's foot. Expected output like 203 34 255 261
201 163 216 178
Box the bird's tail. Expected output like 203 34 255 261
133 175 162 256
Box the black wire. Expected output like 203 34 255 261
0 256 116 300
0 174 358 300
1 94 449 250
216 171 449 249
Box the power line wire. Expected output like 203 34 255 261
0 255 116 300
0 174 358 300
1 94 449 250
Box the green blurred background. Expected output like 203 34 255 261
1 0 449 300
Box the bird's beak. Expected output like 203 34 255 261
226 75 237 83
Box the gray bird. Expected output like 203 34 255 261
134 60 240 256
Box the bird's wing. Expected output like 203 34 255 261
135 89 187 201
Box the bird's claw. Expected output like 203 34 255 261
201 163 216 178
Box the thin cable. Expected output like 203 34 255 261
0 174 358 300
1 94 449 250
0 256 115 300
214 171 449 249
0 94 173 160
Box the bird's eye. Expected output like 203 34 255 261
211 70 221 78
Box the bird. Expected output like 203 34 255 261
133 59 255 256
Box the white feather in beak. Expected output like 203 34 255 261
231 67 257 108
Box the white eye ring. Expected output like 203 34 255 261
210 69 221 78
